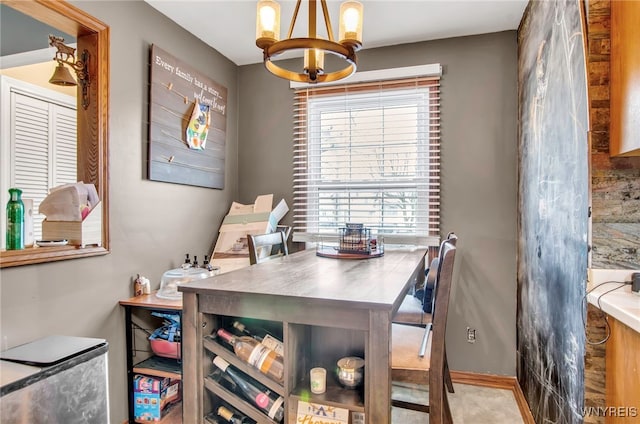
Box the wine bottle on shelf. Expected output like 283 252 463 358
213 356 285 422
216 329 284 383
217 405 253 424
232 321 284 356
232 321 263 340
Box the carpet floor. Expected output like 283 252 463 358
392 381 525 423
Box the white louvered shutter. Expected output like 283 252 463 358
9 90 77 241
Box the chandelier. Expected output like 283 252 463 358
256 0 363 84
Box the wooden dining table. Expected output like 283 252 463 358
180 246 427 424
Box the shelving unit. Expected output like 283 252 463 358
119 292 183 423
180 248 428 424
199 317 364 424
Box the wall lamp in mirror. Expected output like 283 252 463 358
48 34 90 109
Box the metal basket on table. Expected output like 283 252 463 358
338 224 371 254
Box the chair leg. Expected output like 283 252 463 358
444 353 454 393
443 382 453 424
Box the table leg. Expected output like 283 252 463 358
368 309 392 423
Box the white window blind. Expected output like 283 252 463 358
293 75 441 246
1 76 77 246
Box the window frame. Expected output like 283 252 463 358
292 69 441 247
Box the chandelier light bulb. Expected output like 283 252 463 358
343 7 359 32
256 0 280 47
260 5 277 32
339 1 363 47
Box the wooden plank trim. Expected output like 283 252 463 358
450 371 536 424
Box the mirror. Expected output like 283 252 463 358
0 0 109 267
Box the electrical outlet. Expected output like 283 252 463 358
466 327 477 344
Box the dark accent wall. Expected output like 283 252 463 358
517 1 590 423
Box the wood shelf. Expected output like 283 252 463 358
204 376 278 424
133 355 182 380
290 378 364 412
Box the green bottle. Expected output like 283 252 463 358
6 188 24 250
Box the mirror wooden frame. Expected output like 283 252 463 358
0 0 109 268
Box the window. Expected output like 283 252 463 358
293 72 441 246
0 76 77 248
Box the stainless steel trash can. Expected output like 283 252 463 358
0 335 109 424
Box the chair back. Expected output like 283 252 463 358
427 233 457 316
428 237 456 421
247 231 289 265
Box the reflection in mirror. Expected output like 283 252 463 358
1 4 78 248
0 0 110 268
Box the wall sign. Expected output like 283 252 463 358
148 45 227 189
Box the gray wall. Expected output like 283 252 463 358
238 32 519 375
0 2 239 422
0 6 518 421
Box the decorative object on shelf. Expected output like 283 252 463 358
213 356 285 422
5 188 24 250
48 35 90 109
134 274 151 296
296 401 349 424
337 356 364 389
309 367 326 394
149 312 181 359
216 328 285 382
256 0 363 83
157 265 210 300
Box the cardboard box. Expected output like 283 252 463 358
42 201 102 247
211 194 288 273
133 374 181 422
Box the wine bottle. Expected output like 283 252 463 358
217 405 253 424
232 321 263 340
232 321 284 356
213 356 284 422
216 329 284 382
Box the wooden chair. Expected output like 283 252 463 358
394 257 439 326
393 232 457 326
247 231 289 265
391 236 457 424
